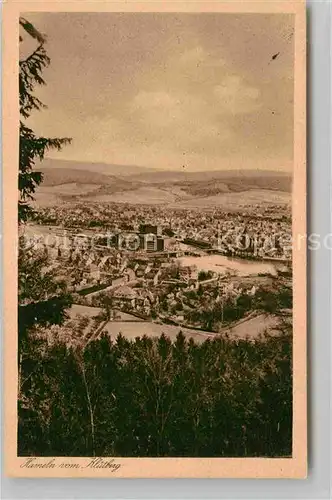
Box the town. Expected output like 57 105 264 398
21 201 293 345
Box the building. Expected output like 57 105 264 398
139 233 158 252
139 224 161 236
156 237 165 252
146 239 156 253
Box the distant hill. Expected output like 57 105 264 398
128 169 291 195
36 158 157 177
130 169 291 189
40 168 115 186
39 167 136 198
175 174 292 196
34 159 292 208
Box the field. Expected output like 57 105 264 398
33 159 292 209
35 183 290 209
68 304 284 343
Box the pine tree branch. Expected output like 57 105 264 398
19 43 49 67
19 17 46 44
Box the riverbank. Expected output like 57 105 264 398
178 254 279 277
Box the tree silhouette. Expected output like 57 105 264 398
18 19 73 406
18 330 292 458
19 17 71 222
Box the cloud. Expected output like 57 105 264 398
127 89 229 154
133 91 180 110
27 13 294 171
120 45 262 156
177 45 226 71
214 76 261 114
131 90 184 129
37 43 266 167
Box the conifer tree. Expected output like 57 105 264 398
19 17 71 222
18 18 73 373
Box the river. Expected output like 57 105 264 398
177 254 278 276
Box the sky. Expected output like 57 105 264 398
21 13 295 172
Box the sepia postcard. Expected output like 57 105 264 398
3 0 306 478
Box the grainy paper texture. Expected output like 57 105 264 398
3 0 306 478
